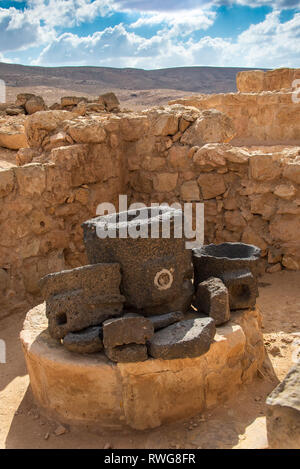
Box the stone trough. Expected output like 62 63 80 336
20 206 265 431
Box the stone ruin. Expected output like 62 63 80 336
36 205 261 364
1 66 298 431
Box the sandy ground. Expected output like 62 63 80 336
0 270 299 449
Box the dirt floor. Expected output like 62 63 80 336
0 270 299 449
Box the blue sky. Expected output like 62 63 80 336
0 1 299 69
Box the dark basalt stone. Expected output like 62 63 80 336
105 344 148 363
148 317 216 360
82 206 194 316
221 270 258 310
103 314 154 349
149 311 185 331
193 243 261 310
63 326 103 354
195 277 230 326
39 263 125 339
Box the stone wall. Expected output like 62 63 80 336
169 92 300 146
237 68 300 93
0 101 300 318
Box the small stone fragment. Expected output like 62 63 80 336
105 344 148 363
63 326 103 354
103 314 154 349
195 277 230 326
148 318 216 360
44 432 50 440
149 311 184 331
54 425 67 436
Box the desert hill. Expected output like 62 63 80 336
0 62 267 110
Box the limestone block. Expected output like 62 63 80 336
25 96 47 115
153 172 178 192
15 163 46 197
0 168 15 198
283 162 300 185
266 363 300 449
25 110 76 148
197 173 226 199
249 154 281 181
100 92 120 112
67 120 106 143
181 110 235 146
180 180 200 201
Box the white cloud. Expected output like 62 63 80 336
0 0 299 68
114 0 300 12
129 9 216 37
34 10 300 69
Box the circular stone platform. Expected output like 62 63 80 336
20 303 265 431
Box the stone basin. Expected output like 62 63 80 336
193 243 261 310
20 303 265 431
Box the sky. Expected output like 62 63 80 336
0 0 299 69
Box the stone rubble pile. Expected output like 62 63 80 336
39 206 261 364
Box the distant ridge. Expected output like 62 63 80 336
0 62 267 94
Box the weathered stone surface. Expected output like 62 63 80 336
148 318 216 360
105 344 148 363
222 270 259 310
195 277 230 326
236 70 265 93
0 116 28 149
193 243 261 310
16 148 38 166
274 183 296 200
169 92 300 146
249 154 281 181
103 314 154 349
180 180 200 201
149 311 184 331
83 207 194 316
67 119 107 143
21 304 263 430
197 173 226 199
63 326 103 354
25 110 76 148
0 168 15 198
283 161 300 185
237 68 300 92
153 172 178 192
193 243 261 287
25 95 47 115
15 93 36 107
15 163 46 197
99 92 120 112
39 263 125 339
181 109 235 146
266 363 300 449
61 96 88 107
